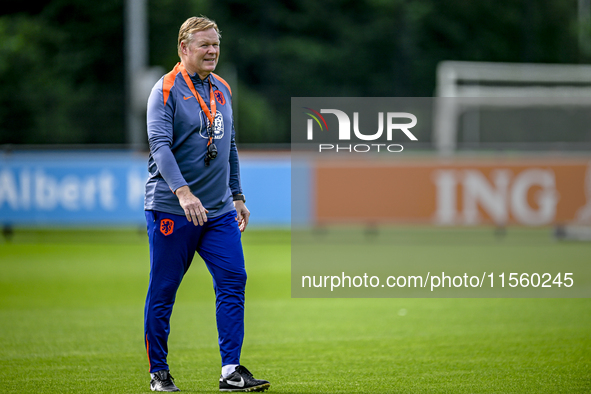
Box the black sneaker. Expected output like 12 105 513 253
150 370 181 392
219 365 270 392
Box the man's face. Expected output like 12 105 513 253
181 28 220 78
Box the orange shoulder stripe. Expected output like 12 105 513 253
162 63 183 106
212 73 232 96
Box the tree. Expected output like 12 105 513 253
0 0 584 145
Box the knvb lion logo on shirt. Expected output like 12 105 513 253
303 107 418 153
200 110 224 139
214 90 226 105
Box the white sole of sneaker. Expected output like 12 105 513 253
219 382 270 392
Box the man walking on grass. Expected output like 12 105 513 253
143 15 270 393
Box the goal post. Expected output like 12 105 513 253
433 61 591 155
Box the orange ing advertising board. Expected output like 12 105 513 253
314 157 591 226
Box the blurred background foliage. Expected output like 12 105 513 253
0 0 587 145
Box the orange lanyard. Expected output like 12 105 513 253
180 66 216 144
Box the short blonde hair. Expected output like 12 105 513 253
177 16 221 57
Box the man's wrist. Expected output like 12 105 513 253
232 193 246 203
174 185 191 197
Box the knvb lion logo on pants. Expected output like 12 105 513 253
160 219 174 236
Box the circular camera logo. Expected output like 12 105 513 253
200 110 224 139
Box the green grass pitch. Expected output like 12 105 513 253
0 228 589 393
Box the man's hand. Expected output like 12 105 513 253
233 200 250 232
175 185 208 226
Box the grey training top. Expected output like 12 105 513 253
144 62 241 217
